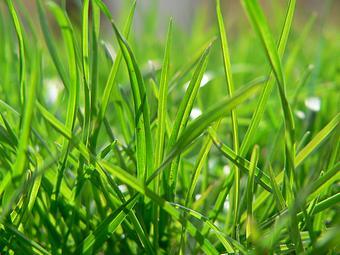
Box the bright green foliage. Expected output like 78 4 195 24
0 0 339 254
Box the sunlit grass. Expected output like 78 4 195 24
0 0 339 254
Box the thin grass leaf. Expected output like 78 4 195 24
169 37 216 92
111 15 153 183
216 0 240 234
12 53 39 178
81 0 91 144
240 0 296 157
46 1 79 204
295 113 339 166
91 0 136 149
153 18 173 248
36 0 69 90
267 164 286 211
209 128 271 192
165 41 212 201
5 0 26 105
246 145 259 243
159 81 262 183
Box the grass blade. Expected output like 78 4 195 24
246 145 259 243
240 0 296 157
5 0 26 105
110 14 153 183
165 41 212 201
46 1 79 204
216 0 240 234
91 0 136 150
153 18 173 248
162 81 262 180
36 0 69 90
295 113 339 166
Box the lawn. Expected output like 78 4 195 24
0 0 339 254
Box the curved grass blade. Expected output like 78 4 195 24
216 0 240 234
153 18 173 248
81 0 91 144
5 0 26 105
12 53 39 178
165 41 212 201
295 113 339 166
246 145 259 243
240 0 296 157
91 0 136 150
240 114 339 224
46 1 79 204
148 81 262 184
267 164 286 211
241 0 296 212
36 0 69 90
111 14 153 183
209 128 271 191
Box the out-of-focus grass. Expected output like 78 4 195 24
0 0 339 254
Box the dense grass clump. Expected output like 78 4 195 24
0 0 339 254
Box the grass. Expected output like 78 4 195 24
0 0 339 254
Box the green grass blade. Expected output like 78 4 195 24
241 0 296 208
295 113 339 166
165 42 212 201
81 0 91 144
5 0 26 105
110 13 153 183
159 80 261 185
246 145 259 243
154 18 173 181
216 0 240 234
267 164 286 211
12 53 39 178
240 0 296 157
209 128 271 191
153 18 173 248
46 1 79 203
36 0 69 90
91 0 136 150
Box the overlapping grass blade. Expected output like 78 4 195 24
240 0 296 156
91 0 136 150
110 11 153 183
12 53 39 178
5 0 26 105
208 128 271 191
81 0 91 144
153 18 173 248
241 1 297 225
216 0 240 234
161 81 262 179
246 145 259 242
165 41 212 201
46 1 79 203
295 113 339 166
36 0 69 89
